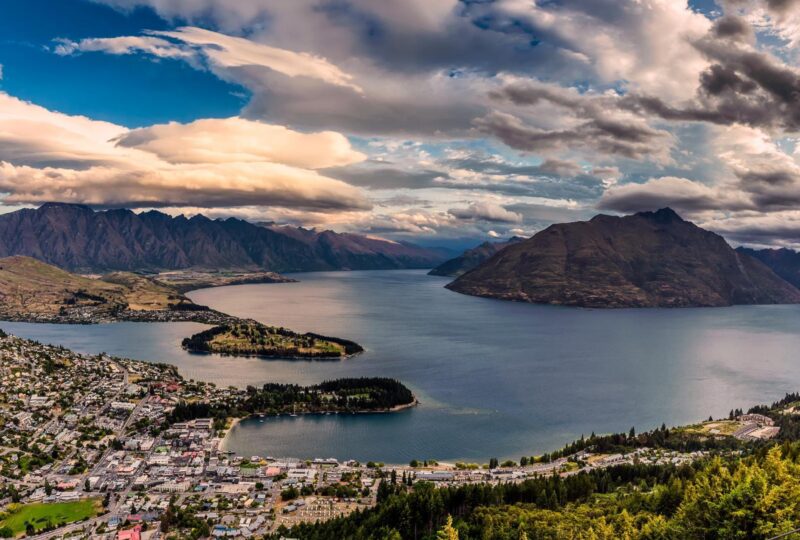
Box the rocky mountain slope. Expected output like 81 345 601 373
0 203 448 272
736 247 800 290
447 208 800 308
428 237 524 277
262 223 452 271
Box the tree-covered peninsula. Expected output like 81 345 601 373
169 377 416 421
181 321 363 359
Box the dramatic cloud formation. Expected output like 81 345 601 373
0 93 369 211
598 176 751 214
7 0 800 246
56 27 363 92
449 202 523 224
116 117 366 169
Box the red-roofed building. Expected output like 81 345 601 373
118 525 141 540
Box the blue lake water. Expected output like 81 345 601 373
4 269 800 463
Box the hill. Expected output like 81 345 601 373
428 237 524 277
263 223 453 271
0 203 449 273
446 208 800 308
0 256 204 322
737 247 800 289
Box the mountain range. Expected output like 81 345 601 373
446 208 800 308
736 247 800 290
0 203 450 273
428 236 525 277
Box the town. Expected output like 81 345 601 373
0 329 780 539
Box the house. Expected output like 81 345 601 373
118 525 141 540
416 471 454 482
738 413 774 426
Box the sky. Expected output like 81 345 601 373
3 0 800 249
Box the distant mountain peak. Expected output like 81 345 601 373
637 207 684 223
0 204 449 273
428 236 525 277
38 202 93 212
446 210 800 308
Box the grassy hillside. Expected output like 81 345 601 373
0 256 193 320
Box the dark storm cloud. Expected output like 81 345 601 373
712 15 755 41
617 33 800 131
325 166 450 190
330 154 607 201
473 110 672 161
448 202 522 224
442 157 583 178
706 217 800 246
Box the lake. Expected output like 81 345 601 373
4 269 800 463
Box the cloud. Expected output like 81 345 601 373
115 117 366 169
56 26 363 93
0 92 369 211
54 35 194 60
712 15 756 42
598 176 752 214
449 202 523 223
327 151 610 202
80 0 712 141
702 212 800 246
327 166 449 190
94 0 710 99
491 0 711 101
44 0 800 246
152 27 363 93
616 23 800 132
713 124 800 211
474 109 673 164
0 93 127 168
0 161 369 210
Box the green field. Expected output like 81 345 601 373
0 499 100 536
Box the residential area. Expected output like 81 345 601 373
0 330 780 539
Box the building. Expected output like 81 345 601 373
738 413 774 426
118 525 141 540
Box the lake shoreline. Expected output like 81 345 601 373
8 270 800 463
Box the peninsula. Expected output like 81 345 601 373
0 255 228 324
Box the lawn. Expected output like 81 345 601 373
0 499 101 536
678 420 742 437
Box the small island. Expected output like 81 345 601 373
181 321 364 359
